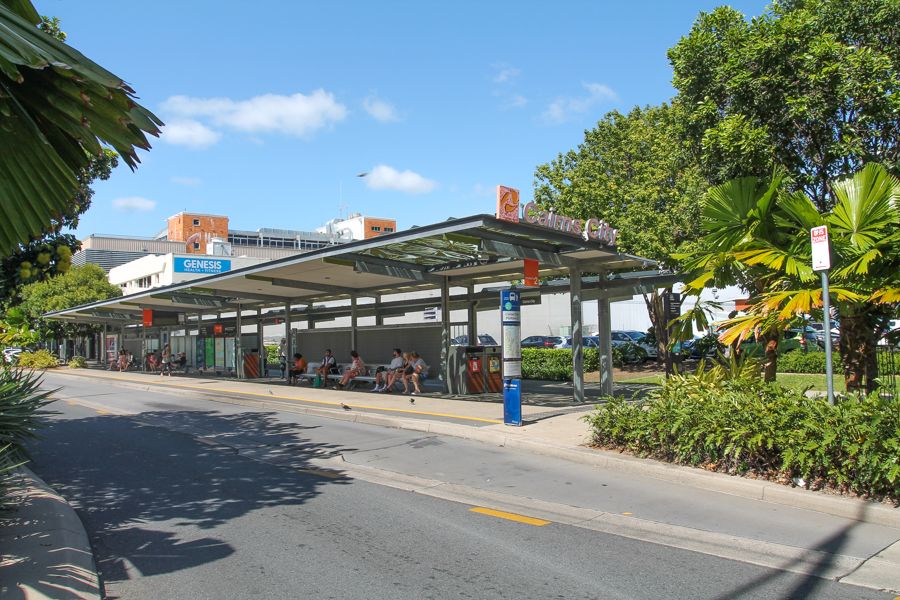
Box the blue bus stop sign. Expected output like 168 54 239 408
500 289 522 426
503 378 522 426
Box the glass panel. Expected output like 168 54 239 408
225 338 235 369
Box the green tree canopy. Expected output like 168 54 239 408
18 264 121 339
668 0 900 210
534 103 707 265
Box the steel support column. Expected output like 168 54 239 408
350 295 358 350
597 296 613 397
284 303 292 382
466 284 477 344
235 305 243 379
570 267 584 403
440 277 451 394
256 308 264 375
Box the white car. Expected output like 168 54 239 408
2 347 24 364
612 331 658 359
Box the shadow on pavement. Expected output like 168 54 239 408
25 409 354 597
712 504 866 599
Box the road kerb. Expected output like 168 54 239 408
0 467 101 600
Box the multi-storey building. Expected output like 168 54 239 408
72 211 397 272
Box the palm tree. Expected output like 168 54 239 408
678 172 802 381
685 165 899 392
0 0 161 256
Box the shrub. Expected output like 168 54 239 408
16 349 59 369
521 348 599 381
777 350 898 376
67 355 87 368
0 367 55 499
585 362 900 502
778 351 828 373
265 344 280 365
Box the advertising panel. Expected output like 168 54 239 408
500 290 522 379
173 257 232 275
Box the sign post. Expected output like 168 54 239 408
663 292 682 376
500 290 522 426
811 226 835 405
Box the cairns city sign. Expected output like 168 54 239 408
495 185 618 247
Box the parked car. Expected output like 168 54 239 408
450 334 499 347
1 347 23 364
680 334 721 358
521 335 563 349
555 336 600 349
613 330 658 359
806 322 840 347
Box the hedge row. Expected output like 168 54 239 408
521 348 599 381
778 350 899 375
585 374 900 501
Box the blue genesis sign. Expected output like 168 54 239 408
174 257 232 275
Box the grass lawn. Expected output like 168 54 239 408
616 372 845 393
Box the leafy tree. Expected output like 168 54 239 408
534 103 707 360
18 264 122 341
668 0 900 211
0 0 161 256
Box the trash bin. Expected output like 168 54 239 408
465 347 485 393
484 346 503 392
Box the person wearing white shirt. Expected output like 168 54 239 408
374 348 404 392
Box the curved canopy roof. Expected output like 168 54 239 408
47 214 665 323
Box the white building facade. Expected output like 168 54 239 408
109 253 268 295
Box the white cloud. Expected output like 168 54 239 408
492 64 521 84
161 90 347 138
542 82 619 123
503 94 528 109
364 165 436 194
363 96 400 122
160 119 222 148
113 196 156 212
171 176 201 187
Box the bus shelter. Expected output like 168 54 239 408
45 214 678 402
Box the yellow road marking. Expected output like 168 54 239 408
622 512 633 516
469 507 550 526
69 373 503 424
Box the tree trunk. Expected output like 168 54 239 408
839 313 866 393
643 290 668 366
762 329 780 382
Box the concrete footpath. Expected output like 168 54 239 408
0 467 100 600
51 367 899 528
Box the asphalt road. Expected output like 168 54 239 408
26 373 896 600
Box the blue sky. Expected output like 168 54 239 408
46 0 767 238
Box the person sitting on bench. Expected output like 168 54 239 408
334 350 365 389
402 352 428 395
315 349 337 380
289 353 308 384
374 348 403 392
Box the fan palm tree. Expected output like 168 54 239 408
677 172 801 381
684 164 899 392
0 0 161 257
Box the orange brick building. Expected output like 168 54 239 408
167 213 230 254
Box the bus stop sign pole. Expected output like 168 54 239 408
811 226 835 406
501 290 522 426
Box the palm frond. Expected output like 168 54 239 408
0 3 162 256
